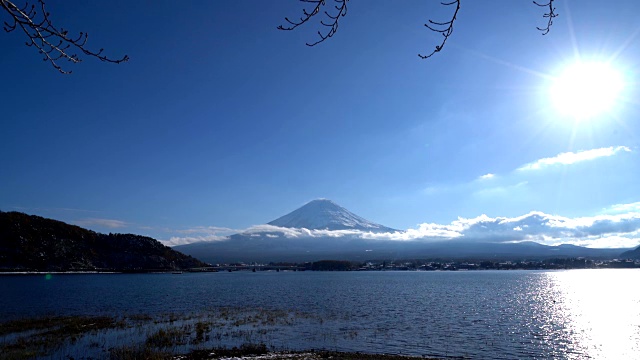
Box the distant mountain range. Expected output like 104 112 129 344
2 201 638 269
0 211 206 272
175 199 633 264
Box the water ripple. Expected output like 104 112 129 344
2 270 640 359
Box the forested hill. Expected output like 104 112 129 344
620 245 640 260
0 211 207 272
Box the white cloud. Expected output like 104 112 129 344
175 226 237 235
573 234 640 249
236 209 640 247
239 223 460 242
603 202 640 214
241 224 364 239
163 235 229 247
423 185 446 195
420 146 632 203
517 146 631 171
160 225 239 246
410 210 640 248
473 181 528 198
75 218 127 229
362 224 463 241
160 202 640 249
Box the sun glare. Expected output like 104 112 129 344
549 61 624 120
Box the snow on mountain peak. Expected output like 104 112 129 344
267 199 395 232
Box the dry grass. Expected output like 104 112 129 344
0 311 441 360
0 316 125 359
146 326 189 348
108 345 172 360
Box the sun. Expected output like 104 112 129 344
549 61 624 120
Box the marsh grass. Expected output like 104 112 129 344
0 315 122 336
0 308 434 359
193 321 212 344
146 326 189 348
0 316 127 359
108 345 172 360
109 343 435 359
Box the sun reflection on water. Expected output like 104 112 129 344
545 270 640 359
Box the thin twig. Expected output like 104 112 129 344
533 0 557 35
278 0 349 47
1 0 128 74
419 0 461 59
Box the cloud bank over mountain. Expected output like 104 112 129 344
163 202 640 249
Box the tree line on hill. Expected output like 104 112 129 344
0 211 206 272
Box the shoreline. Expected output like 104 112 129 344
2 266 640 275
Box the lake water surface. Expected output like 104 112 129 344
2 270 639 359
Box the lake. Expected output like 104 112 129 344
2 270 639 359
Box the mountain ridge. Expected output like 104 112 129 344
0 211 206 271
174 200 630 263
620 245 640 259
3 201 634 268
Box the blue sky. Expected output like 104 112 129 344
2 0 640 248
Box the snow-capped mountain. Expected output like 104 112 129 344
174 199 401 262
173 199 627 263
267 199 396 233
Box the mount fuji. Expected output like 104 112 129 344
174 199 625 264
267 199 396 233
174 199 401 263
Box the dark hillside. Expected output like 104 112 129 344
620 245 640 259
0 211 206 271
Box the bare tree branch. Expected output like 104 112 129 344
419 0 461 59
277 0 562 61
278 0 349 47
1 0 128 74
533 0 557 35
